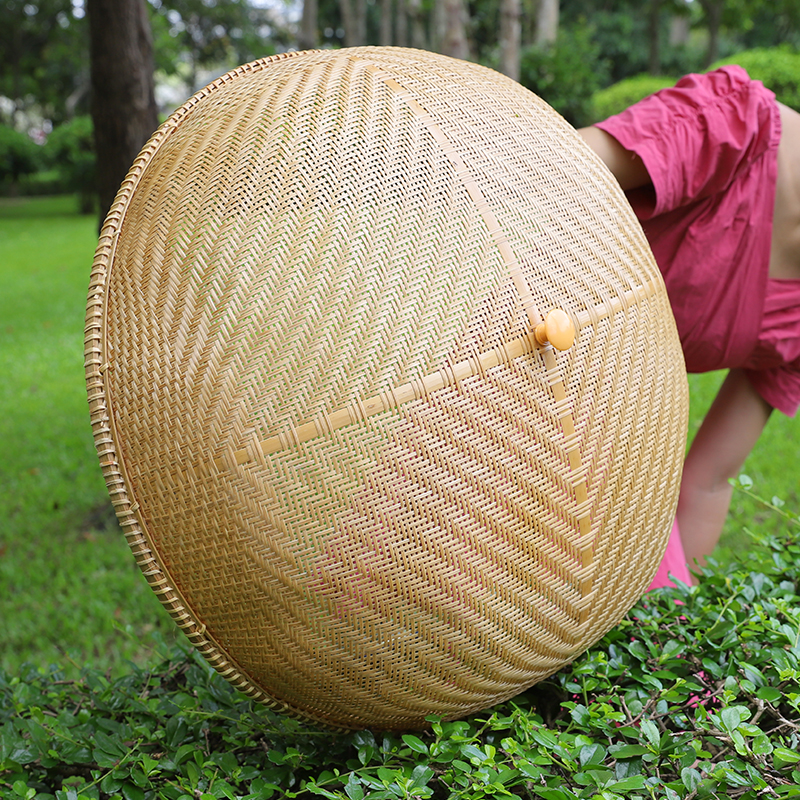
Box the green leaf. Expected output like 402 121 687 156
731 729 747 755
610 744 650 759
530 728 558 749
101 773 124 795
569 704 591 726
579 744 605 766
377 766 397 783
411 765 434 788
305 784 341 800
660 639 685 660
352 730 376 767
93 748 122 769
756 686 782 703
460 744 487 763
93 730 126 758
639 720 660 751
681 768 701 792
12 782 34 800
402 734 428 755
174 743 198 765
608 775 647 791
752 735 773 756
344 773 364 800
121 782 145 800
774 747 800 769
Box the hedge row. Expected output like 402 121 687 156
590 45 800 123
2 483 799 800
0 117 95 209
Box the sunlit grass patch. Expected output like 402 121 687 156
0 196 177 677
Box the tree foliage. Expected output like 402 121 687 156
519 22 610 126
2 0 799 134
148 0 285 91
0 125 41 185
0 1 89 127
42 115 96 212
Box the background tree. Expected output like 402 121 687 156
406 0 427 49
299 0 319 49
149 0 280 93
697 0 724 65
0 124 41 192
0 1 89 128
3 0 800 215
438 0 470 59
499 0 521 80
535 0 559 47
337 0 367 46
648 0 663 73
87 0 160 224
742 0 800 48
44 115 96 213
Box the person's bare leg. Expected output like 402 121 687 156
677 370 772 570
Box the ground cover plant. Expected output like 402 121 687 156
1 487 799 799
1 195 799 798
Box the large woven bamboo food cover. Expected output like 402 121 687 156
86 47 688 730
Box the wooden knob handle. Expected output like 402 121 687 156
534 309 575 351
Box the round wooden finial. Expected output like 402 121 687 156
534 309 576 351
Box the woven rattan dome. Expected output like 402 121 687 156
85 47 688 730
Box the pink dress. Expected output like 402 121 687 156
596 66 800 589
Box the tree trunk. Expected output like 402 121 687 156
355 0 367 46
87 0 159 226
439 0 469 60
535 0 558 47
338 0 358 46
702 0 723 66
648 0 661 75
299 0 318 50
407 0 426 49
380 0 393 45
669 14 690 47
521 0 537 46
395 0 408 47
499 0 521 81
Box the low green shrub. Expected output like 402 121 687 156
44 116 96 214
520 24 610 127
710 46 800 111
589 75 675 124
0 126 41 191
591 46 800 126
2 483 799 799
11 169 69 197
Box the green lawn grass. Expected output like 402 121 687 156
0 196 177 678
0 195 797 679
686 370 800 562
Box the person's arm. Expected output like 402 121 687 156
677 369 773 570
577 126 651 191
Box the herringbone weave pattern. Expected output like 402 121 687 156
85 47 688 730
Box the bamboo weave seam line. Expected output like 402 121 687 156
193 62 599 607
213 274 662 467
364 64 599 597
